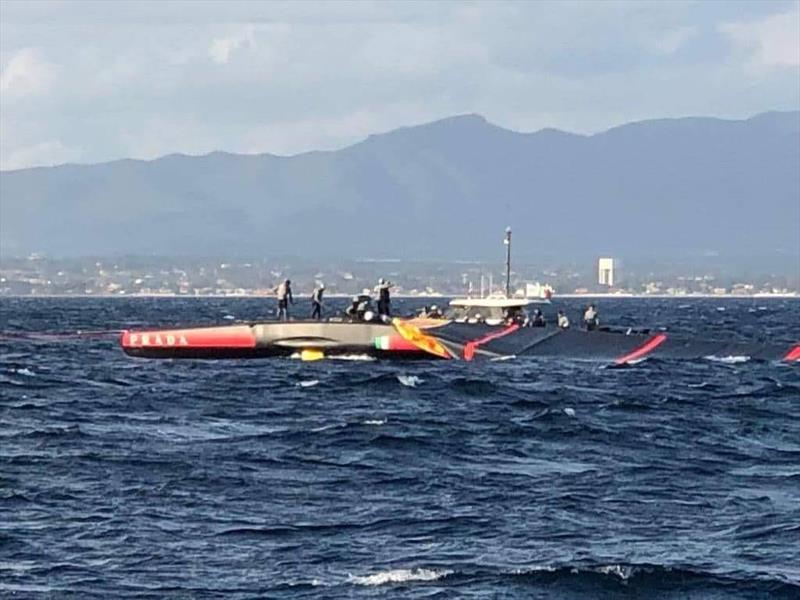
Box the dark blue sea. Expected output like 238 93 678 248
2 296 799 599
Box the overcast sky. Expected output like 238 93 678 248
1 0 798 170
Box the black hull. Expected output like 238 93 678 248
424 323 798 363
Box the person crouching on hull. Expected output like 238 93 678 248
427 305 442 319
557 310 570 329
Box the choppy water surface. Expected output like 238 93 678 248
2 297 799 598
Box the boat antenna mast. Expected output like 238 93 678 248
504 226 512 298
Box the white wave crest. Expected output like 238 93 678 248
594 564 635 580
688 381 710 388
330 354 376 361
310 422 345 433
349 568 451 586
296 379 319 388
397 374 424 387
511 565 556 574
563 407 576 417
363 419 386 426
704 355 750 364
12 367 35 376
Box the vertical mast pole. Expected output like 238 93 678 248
504 226 512 297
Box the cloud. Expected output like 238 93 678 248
0 47 55 96
0 1 798 169
720 7 800 69
209 24 256 64
1 139 81 170
116 114 222 160
238 103 444 156
358 22 488 75
641 25 698 55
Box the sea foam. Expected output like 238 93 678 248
397 375 424 387
349 568 451 586
704 355 751 364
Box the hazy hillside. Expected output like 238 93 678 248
1 111 798 264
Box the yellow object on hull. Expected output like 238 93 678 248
300 349 325 361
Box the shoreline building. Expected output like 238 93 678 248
598 258 616 288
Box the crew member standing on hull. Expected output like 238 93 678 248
310 283 325 320
583 304 599 331
375 278 393 318
276 279 294 320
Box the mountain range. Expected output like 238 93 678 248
1 111 798 266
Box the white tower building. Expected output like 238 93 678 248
598 258 615 287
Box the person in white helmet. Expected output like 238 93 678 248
583 303 599 331
310 283 325 320
275 279 293 320
375 278 393 317
427 304 442 319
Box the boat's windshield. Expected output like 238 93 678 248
446 304 528 323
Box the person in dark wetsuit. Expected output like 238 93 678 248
310 284 325 320
276 279 293 320
531 308 546 327
375 278 393 317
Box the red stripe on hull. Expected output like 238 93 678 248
615 333 668 365
121 326 256 349
386 336 424 352
784 345 800 362
464 324 519 361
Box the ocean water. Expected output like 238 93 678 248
1 296 799 599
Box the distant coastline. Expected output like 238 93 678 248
2 293 797 300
